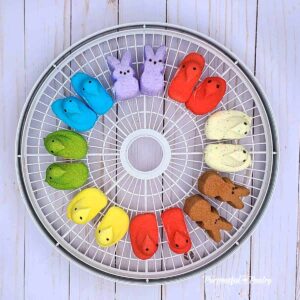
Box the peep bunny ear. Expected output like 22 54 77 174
155 45 166 61
120 50 132 65
106 55 120 69
235 186 250 197
144 45 154 59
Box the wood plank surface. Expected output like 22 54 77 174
69 1 117 300
199 2 256 300
23 1 71 299
0 2 25 300
250 0 300 299
116 1 166 299
0 0 298 299
165 1 257 299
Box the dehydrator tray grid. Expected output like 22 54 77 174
16 23 278 283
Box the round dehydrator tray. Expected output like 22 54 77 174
16 23 278 283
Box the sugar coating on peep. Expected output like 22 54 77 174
140 45 167 96
45 162 89 190
71 72 114 115
44 129 88 159
51 96 97 132
107 50 139 101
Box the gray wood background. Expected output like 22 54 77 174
0 0 299 299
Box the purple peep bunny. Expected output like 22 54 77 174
106 50 139 101
140 45 167 96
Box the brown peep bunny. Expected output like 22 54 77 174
198 171 250 209
184 195 233 242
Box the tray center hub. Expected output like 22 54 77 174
120 129 171 180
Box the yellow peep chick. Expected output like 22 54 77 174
67 188 108 224
95 206 129 247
